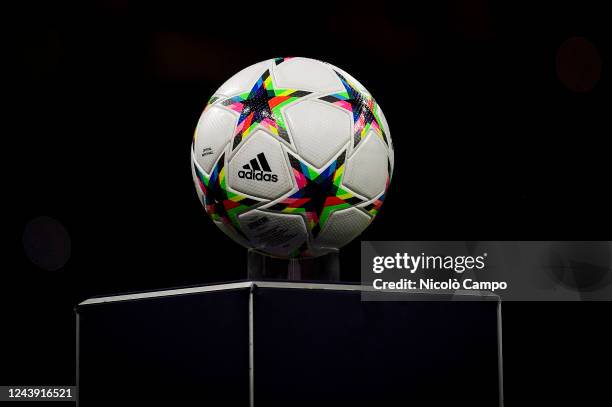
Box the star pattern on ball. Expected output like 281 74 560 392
193 153 261 238
267 150 364 238
274 56 294 65
222 69 311 150
289 241 309 257
205 95 220 110
320 71 388 149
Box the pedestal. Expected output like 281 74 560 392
76 281 503 406
247 249 340 281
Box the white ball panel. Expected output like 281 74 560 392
285 100 352 169
238 210 307 257
216 60 271 96
344 131 389 199
193 105 235 173
190 152 204 204
314 207 371 250
228 130 292 200
273 57 342 93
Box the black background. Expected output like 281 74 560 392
5 0 610 405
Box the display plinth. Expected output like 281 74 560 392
76 281 503 406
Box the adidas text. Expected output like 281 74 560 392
238 170 278 182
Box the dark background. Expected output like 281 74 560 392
5 0 609 405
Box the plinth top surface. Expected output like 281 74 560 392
78 280 499 307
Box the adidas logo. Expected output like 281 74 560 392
238 153 278 182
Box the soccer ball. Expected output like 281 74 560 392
191 57 393 258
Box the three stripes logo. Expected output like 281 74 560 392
238 152 278 182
